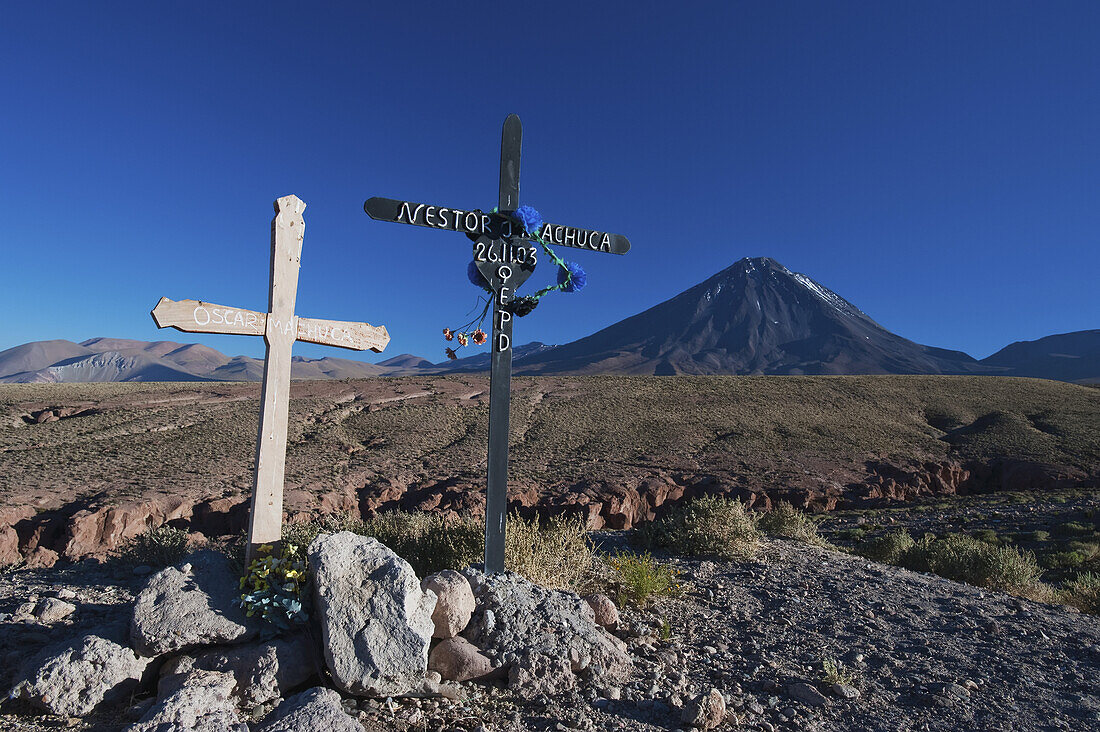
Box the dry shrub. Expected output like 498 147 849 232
285 509 597 588
759 501 826 545
1064 572 1100 614
504 512 597 591
284 510 481 579
638 496 760 560
118 525 190 567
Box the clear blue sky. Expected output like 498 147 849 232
3 1 1097 362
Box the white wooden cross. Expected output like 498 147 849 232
150 194 389 559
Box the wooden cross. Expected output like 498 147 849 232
150 195 390 559
364 115 630 573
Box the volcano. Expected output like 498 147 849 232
515 257 981 376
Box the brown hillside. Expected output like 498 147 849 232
0 375 1096 564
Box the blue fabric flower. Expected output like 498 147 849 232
512 205 543 235
558 261 587 293
467 260 491 291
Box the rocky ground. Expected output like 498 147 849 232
2 534 1097 731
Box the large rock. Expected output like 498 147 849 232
9 634 151 716
428 636 494 682
0 506 33 566
308 532 436 696
126 669 246 732
422 570 475 638
255 687 365 732
130 550 260 656
461 569 631 690
160 632 320 708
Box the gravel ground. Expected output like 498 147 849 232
1 536 1098 731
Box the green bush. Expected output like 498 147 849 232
859 529 916 564
637 496 760 560
118 525 190 567
1056 521 1091 536
1063 572 1100 614
821 656 855 686
759 501 826 545
971 528 1001 545
903 534 1042 593
608 551 683 608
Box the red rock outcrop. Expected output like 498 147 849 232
0 457 1094 566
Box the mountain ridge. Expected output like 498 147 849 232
1 257 1094 383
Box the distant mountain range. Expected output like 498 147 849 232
1 258 1095 384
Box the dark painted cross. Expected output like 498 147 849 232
364 114 630 573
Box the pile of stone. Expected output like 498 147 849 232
6 531 632 731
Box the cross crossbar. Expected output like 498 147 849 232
363 115 630 573
151 194 389 559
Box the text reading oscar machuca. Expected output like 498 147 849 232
189 304 362 348
395 200 617 252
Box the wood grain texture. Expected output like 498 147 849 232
247 195 306 557
297 316 389 352
150 297 267 336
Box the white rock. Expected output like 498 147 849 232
254 687 364 732
160 632 320 708
9 634 150 716
130 551 259 656
125 669 246 732
35 597 76 623
308 532 436 696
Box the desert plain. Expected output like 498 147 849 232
1 374 1098 731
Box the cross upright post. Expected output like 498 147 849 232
151 195 391 560
364 115 630 573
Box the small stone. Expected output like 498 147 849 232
681 688 725 729
929 682 970 701
35 597 76 623
56 589 77 601
583 594 620 629
254 687 365 732
831 683 860 699
787 682 828 708
428 637 494 682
